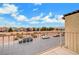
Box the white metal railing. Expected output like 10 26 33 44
0 31 65 55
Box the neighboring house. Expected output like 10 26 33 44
0 27 8 32
64 10 79 53
26 28 33 31
11 27 18 32
17 27 26 32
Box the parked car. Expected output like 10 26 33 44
61 32 65 36
18 37 33 44
22 37 33 43
19 40 23 44
42 35 50 39
14 37 18 41
31 34 37 38
53 34 60 37
22 38 27 43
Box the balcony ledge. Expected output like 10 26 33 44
40 47 78 55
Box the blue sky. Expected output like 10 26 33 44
0 3 79 28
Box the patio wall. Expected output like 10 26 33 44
65 13 79 53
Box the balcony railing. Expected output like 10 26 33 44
0 31 65 55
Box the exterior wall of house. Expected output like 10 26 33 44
65 13 79 53
0 27 8 32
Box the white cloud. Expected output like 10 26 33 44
56 15 65 23
30 13 43 21
42 12 54 23
0 3 30 22
48 12 52 17
34 3 42 6
0 3 64 27
42 12 64 23
44 18 57 23
31 16 41 21
40 13 44 17
58 18 65 23
11 13 18 18
28 13 44 24
0 17 10 24
0 17 5 22
30 21 40 24
15 15 26 21
11 13 29 21
0 3 18 14
55 15 63 19
0 18 26 27
29 12 64 24
44 16 64 23
3 21 25 27
33 8 38 11
6 22 16 27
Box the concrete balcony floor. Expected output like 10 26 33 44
40 47 78 55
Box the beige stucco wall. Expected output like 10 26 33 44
65 13 79 53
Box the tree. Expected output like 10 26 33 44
56 28 59 31
40 27 47 31
26 28 32 31
48 27 54 31
33 27 36 31
37 28 40 31
8 27 13 32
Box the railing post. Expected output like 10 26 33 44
8 35 10 48
76 32 78 52
39 32 40 40
13 35 14 45
2 35 4 48
59 32 62 48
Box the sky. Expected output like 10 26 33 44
0 3 79 28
